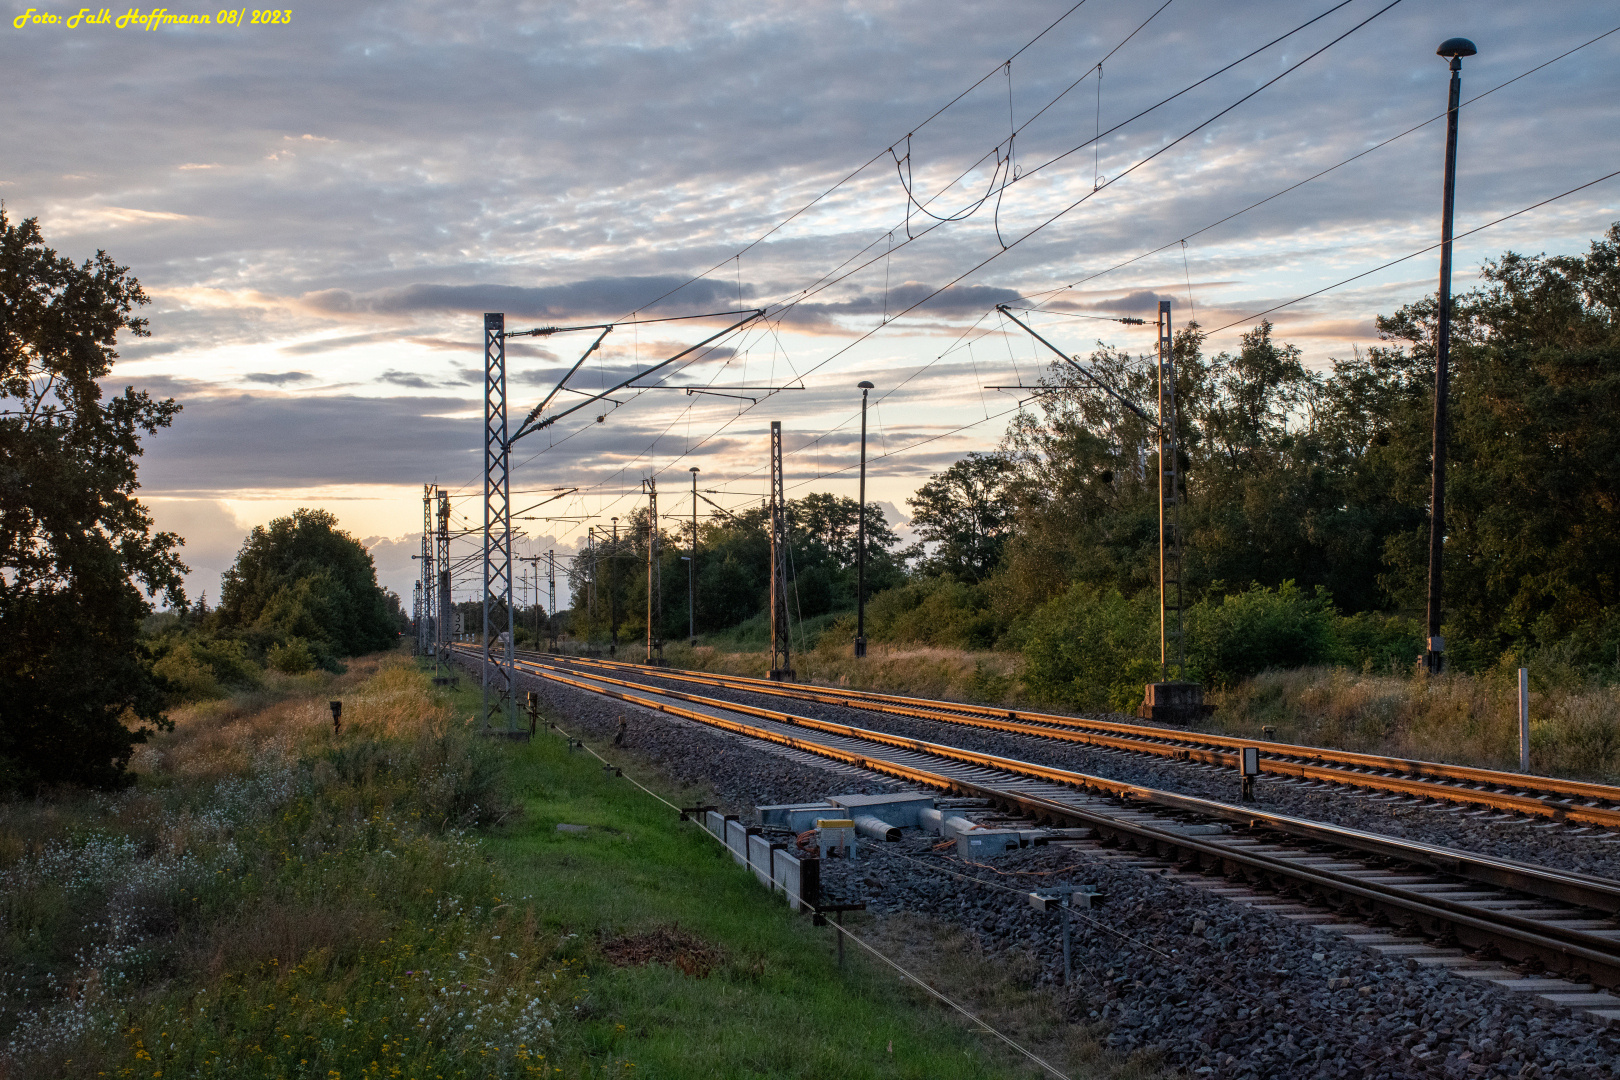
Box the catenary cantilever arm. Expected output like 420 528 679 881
996 304 1157 427
511 309 764 444
522 327 613 431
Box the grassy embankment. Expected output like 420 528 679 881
659 637 1620 783
0 649 1159 1080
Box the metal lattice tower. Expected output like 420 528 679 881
419 484 435 655
767 421 794 681
643 477 661 662
1157 300 1186 681
482 313 516 730
412 581 423 652
546 550 558 651
435 489 451 648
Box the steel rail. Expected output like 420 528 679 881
514 652 1620 910
539 652 1620 827
482 649 1620 988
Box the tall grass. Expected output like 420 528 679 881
0 652 577 1079
1209 665 1620 781
666 637 1620 782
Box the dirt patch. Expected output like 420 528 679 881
599 925 721 978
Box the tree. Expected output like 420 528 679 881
0 211 186 791
1375 225 1620 665
217 508 398 664
905 453 1014 582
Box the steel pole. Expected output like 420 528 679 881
689 467 699 645
1426 42 1472 674
855 382 873 658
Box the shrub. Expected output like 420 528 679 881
1331 610 1423 673
267 637 316 674
151 642 224 702
1186 582 1337 688
1020 586 1158 711
866 578 1004 649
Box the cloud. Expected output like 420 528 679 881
775 282 1025 328
278 331 398 356
243 371 314 385
379 369 450 389
300 277 743 322
144 498 249 602
138 390 479 492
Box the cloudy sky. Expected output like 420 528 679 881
5 0 1617 604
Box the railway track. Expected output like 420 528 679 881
467 647 1620 1000
522 651 1620 830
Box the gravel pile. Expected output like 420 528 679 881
819 840 1620 1079
472 658 1620 1078
591 666 1620 880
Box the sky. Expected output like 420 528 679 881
4 0 1617 607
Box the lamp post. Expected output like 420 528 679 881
1424 35 1477 675
689 466 699 645
855 380 875 658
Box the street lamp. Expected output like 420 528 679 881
1425 35 1477 675
689 466 700 646
855 380 875 658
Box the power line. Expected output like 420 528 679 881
1205 166 1620 335
617 0 1103 324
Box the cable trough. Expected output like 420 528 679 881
532 652 1620 829
460 646 1620 1000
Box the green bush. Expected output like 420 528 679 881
866 578 1004 649
1020 585 1158 710
267 637 316 674
1331 610 1423 672
1186 582 1337 688
149 633 263 703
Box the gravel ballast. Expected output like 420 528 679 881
562 662 1620 881
467 657 1620 1079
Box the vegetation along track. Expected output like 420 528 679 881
529 651 1620 829
467 646 1620 993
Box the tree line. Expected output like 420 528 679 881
877 223 1620 706
562 493 904 647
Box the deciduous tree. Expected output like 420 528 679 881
0 211 186 790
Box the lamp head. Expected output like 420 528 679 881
1436 37 1476 59
857 380 875 389
690 466 700 473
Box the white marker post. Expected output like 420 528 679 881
1518 667 1531 773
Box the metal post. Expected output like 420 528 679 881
767 421 793 680
689 467 699 645
482 312 516 731
547 550 557 651
436 489 451 650
587 527 597 636
1156 300 1185 681
644 477 660 662
412 581 422 654
420 484 434 655
1061 897 1072 987
856 381 873 658
602 518 612 660
1519 666 1531 772
1425 38 1476 675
